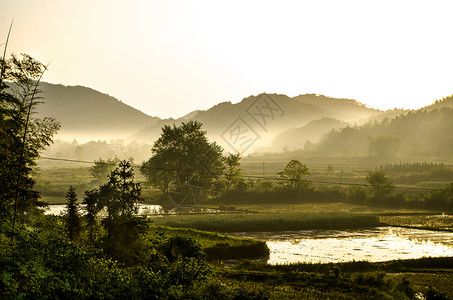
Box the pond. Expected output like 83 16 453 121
228 227 453 265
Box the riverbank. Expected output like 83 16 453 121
151 225 269 260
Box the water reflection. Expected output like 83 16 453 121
228 227 453 265
45 204 217 216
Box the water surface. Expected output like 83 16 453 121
229 227 453 264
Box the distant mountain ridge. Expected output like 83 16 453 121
134 93 383 152
35 82 160 141
32 83 387 151
30 82 453 157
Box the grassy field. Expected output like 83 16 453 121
33 164 453 299
35 166 157 204
203 202 440 214
35 160 452 205
151 211 381 232
214 257 453 299
380 214 453 231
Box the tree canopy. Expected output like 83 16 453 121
278 159 310 190
0 53 60 226
141 121 224 204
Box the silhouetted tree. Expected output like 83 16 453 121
141 121 223 203
82 188 99 246
223 153 242 191
365 169 394 203
64 186 81 241
97 160 147 261
0 54 59 225
279 160 310 190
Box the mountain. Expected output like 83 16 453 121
32 83 385 153
424 95 453 110
36 82 159 141
265 118 349 152
312 106 453 158
134 93 382 153
293 94 380 122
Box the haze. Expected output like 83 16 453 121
2 0 453 118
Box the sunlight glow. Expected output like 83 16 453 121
2 0 453 117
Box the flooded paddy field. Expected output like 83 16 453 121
228 227 453 264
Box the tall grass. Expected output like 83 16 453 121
151 225 269 260
151 212 380 232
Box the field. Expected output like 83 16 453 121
215 257 453 299
151 211 380 232
33 163 453 299
381 214 453 231
35 157 453 205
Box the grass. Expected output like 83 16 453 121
204 202 436 214
380 214 453 231
151 211 381 232
35 166 160 204
214 257 453 299
150 225 269 260
151 225 261 248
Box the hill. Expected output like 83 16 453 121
30 83 388 154
265 118 349 152
424 95 453 110
36 82 159 141
135 93 381 153
312 106 453 158
293 94 379 122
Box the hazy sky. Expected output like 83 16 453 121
2 1 453 118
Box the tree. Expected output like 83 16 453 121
82 189 100 246
223 153 242 191
141 121 224 204
140 156 174 194
90 157 120 184
64 186 81 241
365 169 394 202
429 183 453 209
96 160 146 261
368 135 401 157
98 160 141 230
278 159 310 190
0 53 60 226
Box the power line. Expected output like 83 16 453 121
38 156 447 192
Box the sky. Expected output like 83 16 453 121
2 0 453 119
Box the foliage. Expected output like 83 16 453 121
0 54 60 224
87 160 146 262
82 188 101 246
368 135 401 157
63 185 81 241
223 153 243 192
90 157 120 183
141 121 224 203
278 159 310 190
315 107 453 157
365 169 394 203
0 226 216 299
429 183 453 210
348 186 368 203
